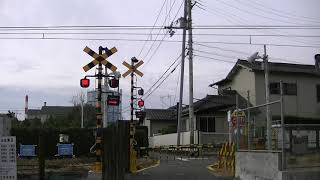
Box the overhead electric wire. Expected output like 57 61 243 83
143 54 182 97
247 0 320 22
214 0 315 26
137 0 168 57
122 54 182 111
144 61 181 100
142 0 184 67
194 43 305 64
1 36 319 48
234 0 320 25
193 49 243 59
0 32 319 38
194 54 237 64
141 0 178 61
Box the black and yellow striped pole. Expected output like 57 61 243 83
122 57 144 173
94 46 104 172
81 46 118 173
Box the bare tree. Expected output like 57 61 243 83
71 91 86 128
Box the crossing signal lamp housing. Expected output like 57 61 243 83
80 78 90 88
138 99 144 108
109 78 119 88
138 88 144 96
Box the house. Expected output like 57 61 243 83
179 91 249 144
144 109 176 137
210 59 320 120
26 102 73 123
145 91 249 146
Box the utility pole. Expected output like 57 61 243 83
263 45 272 150
187 0 195 145
247 90 250 150
177 0 188 146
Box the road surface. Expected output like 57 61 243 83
126 154 234 180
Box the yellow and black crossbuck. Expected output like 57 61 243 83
122 60 144 78
82 46 118 72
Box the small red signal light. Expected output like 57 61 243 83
80 78 90 88
138 99 144 107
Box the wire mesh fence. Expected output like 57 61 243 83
232 96 320 170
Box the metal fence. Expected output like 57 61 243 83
232 82 320 170
283 124 320 169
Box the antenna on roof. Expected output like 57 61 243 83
247 52 260 63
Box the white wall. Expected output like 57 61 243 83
149 131 199 147
220 66 257 106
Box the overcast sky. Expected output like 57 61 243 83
0 0 319 119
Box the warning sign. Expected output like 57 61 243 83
0 136 17 180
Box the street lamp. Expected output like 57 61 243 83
246 45 272 150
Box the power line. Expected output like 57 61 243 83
234 0 320 25
122 54 182 111
1 36 319 48
143 54 182 97
194 43 306 64
193 49 242 59
142 0 183 67
137 0 168 57
194 54 236 64
1 32 319 38
144 61 181 100
194 43 250 55
247 0 320 22
214 0 315 26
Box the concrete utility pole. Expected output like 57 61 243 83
187 0 195 144
247 90 250 150
263 45 272 150
177 0 188 146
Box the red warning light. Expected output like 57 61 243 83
80 78 90 88
138 99 144 107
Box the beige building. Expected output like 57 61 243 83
210 59 320 120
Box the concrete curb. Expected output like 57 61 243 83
135 160 160 173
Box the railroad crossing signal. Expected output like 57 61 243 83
82 46 118 72
122 60 144 78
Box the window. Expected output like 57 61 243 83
317 85 320 103
270 82 297 95
198 116 215 132
270 82 280 94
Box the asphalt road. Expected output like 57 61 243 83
125 153 234 180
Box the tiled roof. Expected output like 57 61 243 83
145 109 176 121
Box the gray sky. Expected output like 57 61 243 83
0 0 319 119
